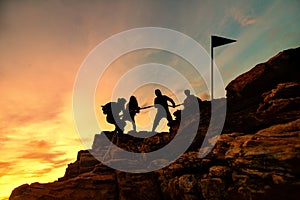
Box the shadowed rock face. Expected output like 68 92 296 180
226 47 300 105
223 48 300 134
10 47 300 200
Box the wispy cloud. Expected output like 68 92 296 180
230 7 256 26
0 94 84 198
0 162 13 177
215 0 300 88
19 151 66 163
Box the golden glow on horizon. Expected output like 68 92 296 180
0 92 85 199
2 1 299 199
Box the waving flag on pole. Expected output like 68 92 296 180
212 35 236 48
211 35 236 100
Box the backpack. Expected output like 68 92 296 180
102 102 112 115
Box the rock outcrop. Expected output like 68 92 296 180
226 47 300 104
10 47 300 200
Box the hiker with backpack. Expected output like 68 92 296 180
101 98 126 137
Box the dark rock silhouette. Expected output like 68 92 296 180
226 47 300 104
10 47 300 200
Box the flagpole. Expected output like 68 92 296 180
211 39 214 101
210 35 236 101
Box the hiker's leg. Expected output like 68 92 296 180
132 121 136 132
131 115 136 132
166 111 174 127
115 118 125 138
166 111 173 122
114 124 119 132
152 115 161 132
117 127 123 138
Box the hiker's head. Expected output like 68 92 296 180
129 96 136 102
155 89 162 97
117 98 126 105
184 89 191 96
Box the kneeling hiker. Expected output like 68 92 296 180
102 98 126 137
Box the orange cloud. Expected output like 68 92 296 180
19 151 66 163
0 90 84 198
0 162 13 177
230 7 256 26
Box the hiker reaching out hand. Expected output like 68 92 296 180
152 89 176 132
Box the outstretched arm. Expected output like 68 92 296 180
166 96 176 107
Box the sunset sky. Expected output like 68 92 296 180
1 0 300 199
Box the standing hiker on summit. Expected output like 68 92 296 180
183 89 201 115
124 96 140 132
152 89 176 132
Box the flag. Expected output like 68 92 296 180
212 35 236 48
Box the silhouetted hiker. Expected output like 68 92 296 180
152 89 176 132
183 90 201 114
124 96 140 132
102 98 126 138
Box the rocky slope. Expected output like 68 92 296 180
10 47 300 200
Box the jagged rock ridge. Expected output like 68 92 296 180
10 47 300 200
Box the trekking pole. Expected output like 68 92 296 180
136 104 182 112
139 105 154 110
168 103 183 108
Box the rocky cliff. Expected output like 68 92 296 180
10 47 300 200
